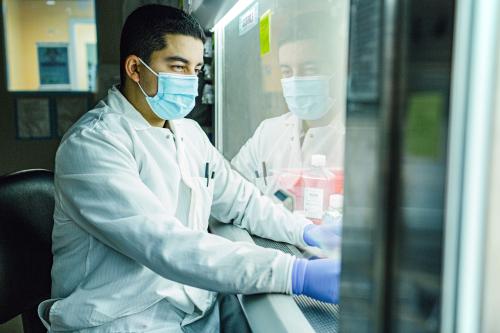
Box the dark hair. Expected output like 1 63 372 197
277 11 333 50
120 5 206 85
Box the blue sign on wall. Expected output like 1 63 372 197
37 44 70 85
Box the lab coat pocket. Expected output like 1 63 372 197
254 174 279 199
190 177 215 231
37 298 61 330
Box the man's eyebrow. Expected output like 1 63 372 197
165 56 204 66
301 61 320 66
165 56 189 63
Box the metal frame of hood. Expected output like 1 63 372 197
184 0 240 30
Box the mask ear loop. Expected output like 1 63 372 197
136 57 159 97
138 58 159 77
137 80 149 97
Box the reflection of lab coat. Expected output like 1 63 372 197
38 86 309 332
231 112 345 197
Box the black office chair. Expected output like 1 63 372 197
0 169 54 333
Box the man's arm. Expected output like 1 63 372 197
55 127 295 295
230 123 262 181
206 130 311 249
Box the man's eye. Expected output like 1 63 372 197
304 66 319 75
281 69 292 78
172 65 184 72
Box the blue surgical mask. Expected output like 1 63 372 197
280 76 334 120
137 58 198 120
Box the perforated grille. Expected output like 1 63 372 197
252 236 293 254
252 236 339 332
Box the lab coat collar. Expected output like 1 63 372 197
283 113 298 126
107 85 152 131
283 110 343 131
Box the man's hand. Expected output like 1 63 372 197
303 223 342 250
291 258 340 303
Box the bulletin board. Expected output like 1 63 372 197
15 93 92 140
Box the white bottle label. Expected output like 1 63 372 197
304 187 324 219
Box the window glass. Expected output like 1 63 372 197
3 0 97 91
219 0 349 224
216 0 349 327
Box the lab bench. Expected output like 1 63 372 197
209 219 339 333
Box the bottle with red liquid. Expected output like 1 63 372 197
275 168 304 210
302 154 336 224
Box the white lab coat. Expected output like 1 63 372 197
231 112 345 197
38 86 310 332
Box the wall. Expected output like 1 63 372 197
4 0 21 89
5 0 94 90
0 0 121 176
0 1 123 329
72 22 97 90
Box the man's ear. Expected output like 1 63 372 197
124 55 141 83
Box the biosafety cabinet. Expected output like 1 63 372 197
187 0 500 332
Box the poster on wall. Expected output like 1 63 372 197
56 96 88 136
16 98 51 139
37 43 71 90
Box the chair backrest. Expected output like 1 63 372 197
0 169 54 332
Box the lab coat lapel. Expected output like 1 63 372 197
269 115 303 194
289 115 303 168
264 114 302 169
170 121 216 313
170 121 200 230
170 122 192 184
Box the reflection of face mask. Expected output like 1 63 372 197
281 76 334 120
137 58 198 120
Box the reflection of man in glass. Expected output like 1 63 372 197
232 12 346 201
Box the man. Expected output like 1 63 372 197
231 11 347 203
37 5 339 333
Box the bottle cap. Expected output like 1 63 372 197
311 154 326 167
329 194 343 209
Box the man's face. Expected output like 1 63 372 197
278 39 329 78
139 34 204 95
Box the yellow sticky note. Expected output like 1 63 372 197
260 10 271 56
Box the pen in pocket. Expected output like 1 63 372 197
205 162 209 187
262 161 268 186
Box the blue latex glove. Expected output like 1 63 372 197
291 258 340 303
303 223 342 250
